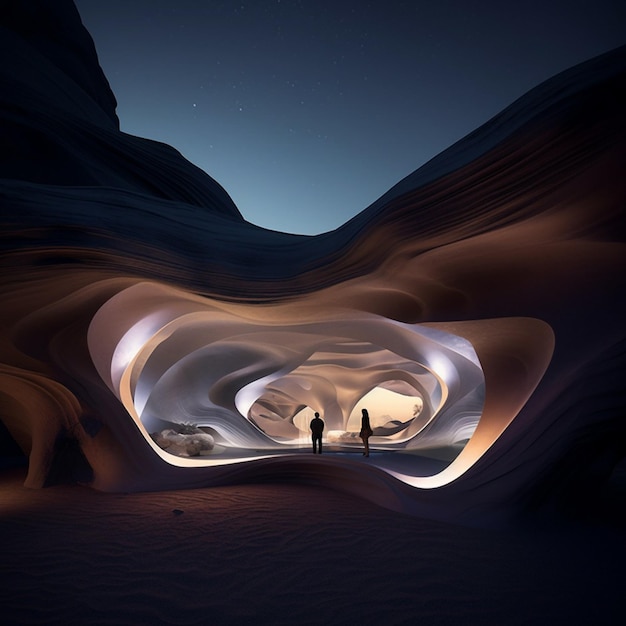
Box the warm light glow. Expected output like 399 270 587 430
347 387 424 432
88 281 486 463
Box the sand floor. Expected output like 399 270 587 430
1 467 624 625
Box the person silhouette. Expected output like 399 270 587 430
310 411 324 454
360 408 373 457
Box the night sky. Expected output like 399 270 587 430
74 0 625 234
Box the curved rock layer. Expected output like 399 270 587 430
1 1 625 524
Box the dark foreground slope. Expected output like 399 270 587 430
1 467 624 625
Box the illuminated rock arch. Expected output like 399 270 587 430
87 281 555 491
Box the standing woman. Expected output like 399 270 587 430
360 408 373 457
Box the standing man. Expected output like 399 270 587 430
310 411 324 454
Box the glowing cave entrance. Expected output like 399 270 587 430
88 282 485 462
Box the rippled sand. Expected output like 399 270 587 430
1 468 624 625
